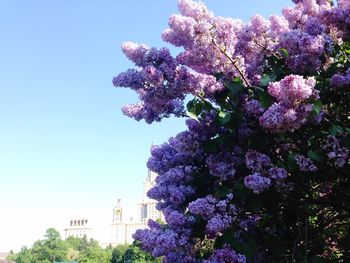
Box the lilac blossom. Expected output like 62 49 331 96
245 150 272 171
260 102 313 133
244 172 272 194
331 69 350 89
267 75 316 106
323 135 349 168
279 30 328 73
206 152 242 180
268 167 288 181
188 195 216 219
243 99 264 118
117 0 350 261
206 215 233 236
203 246 246 263
295 154 318 172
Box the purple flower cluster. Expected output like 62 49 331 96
116 0 350 261
186 111 218 140
268 167 288 181
320 1 350 40
133 220 193 260
295 154 318 172
206 152 242 180
114 43 224 123
244 150 288 193
162 0 241 76
323 135 349 168
203 246 246 263
260 75 316 133
243 99 264 118
146 129 208 214
267 75 315 106
331 68 350 89
279 30 329 73
244 172 271 194
188 194 236 237
260 103 314 133
245 150 271 171
279 0 339 73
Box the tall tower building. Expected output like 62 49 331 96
110 198 146 245
110 169 164 246
110 198 126 245
137 170 163 223
113 199 123 223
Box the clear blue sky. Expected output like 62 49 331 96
0 0 293 252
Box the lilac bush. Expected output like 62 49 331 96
114 0 350 262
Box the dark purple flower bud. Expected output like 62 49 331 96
295 154 318 171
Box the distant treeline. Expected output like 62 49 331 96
7 228 160 263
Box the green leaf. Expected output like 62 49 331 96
259 92 274 109
215 186 229 198
214 72 224 81
279 48 289 58
307 150 324 162
186 98 213 119
246 194 263 213
260 74 276 87
329 124 343 135
216 110 232 125
287 153 298 171
342 41 350 54
233 182 249 201
313 100 322 115
202 100 214 111
227 77 244 105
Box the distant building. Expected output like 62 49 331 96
110 170 163 246
137 170 163 223
64 218 92 239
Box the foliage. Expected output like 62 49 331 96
8 229 160 263
123 242 161 263
114 0 350 262
7 229 110 263
110 244 129 263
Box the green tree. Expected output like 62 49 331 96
76 238 112 263
110 244 129 263
123 242 161 263
8 229 114 263
31 228 67 263
7 246 34 263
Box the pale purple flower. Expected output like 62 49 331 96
121 42 149 66
269 15 290 38
267 75 316 106
260 102 313 133
178 0 212 21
